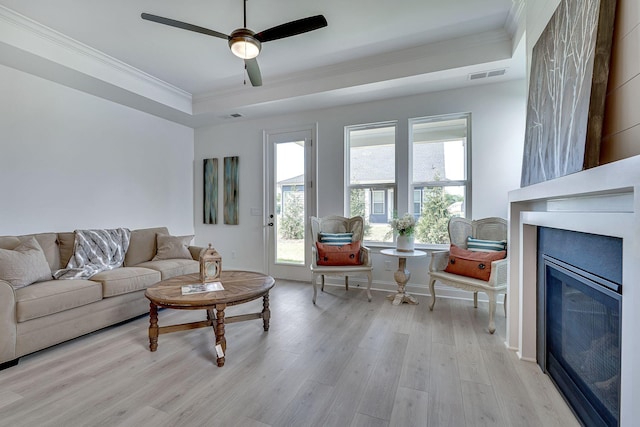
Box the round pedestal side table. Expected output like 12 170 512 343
380 248 427 305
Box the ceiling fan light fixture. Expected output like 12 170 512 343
229 29 261 59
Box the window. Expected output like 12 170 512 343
345 114 470 246
411 113 470 244
346 122 396 243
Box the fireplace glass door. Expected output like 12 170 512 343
544 255 621 427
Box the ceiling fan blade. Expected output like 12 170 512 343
141 13 229 40
245 58 262 87
255 15 327 43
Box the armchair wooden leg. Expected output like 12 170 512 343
488 292 497 334
473 292 478 308
366 272 372 302
345 276 349 291
321 275 325 292
312 274 318 304
428 278 437 311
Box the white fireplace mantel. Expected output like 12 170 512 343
507 154 640 425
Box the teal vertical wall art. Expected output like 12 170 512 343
224 156 239 225
203 158 218 224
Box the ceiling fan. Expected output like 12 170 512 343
141 1 327 87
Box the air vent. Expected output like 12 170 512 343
220 113 244 120
468 68 507 81
469 72 487 80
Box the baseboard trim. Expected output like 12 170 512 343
0 358 19 371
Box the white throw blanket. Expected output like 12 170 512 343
54 228 130 280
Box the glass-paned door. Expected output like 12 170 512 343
265 128 315 280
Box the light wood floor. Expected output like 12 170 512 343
0 281 579 427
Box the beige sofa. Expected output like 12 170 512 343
0 227 201 369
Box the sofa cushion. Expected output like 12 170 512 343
2 233 61 271
125 227 169 267
0 236 21 250
58 232 76 268
152 234 194 261
136 259 198 280
0 237 53 289
91 267 161 297
27 233 60 271
15 279 102 322
444 244 506 281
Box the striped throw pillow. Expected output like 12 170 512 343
466 237 507 252
319 232 353 246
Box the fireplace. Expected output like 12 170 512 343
537 227 622 426
508 155 640 424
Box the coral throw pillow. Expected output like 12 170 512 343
444 244 506 281
316 241 362 266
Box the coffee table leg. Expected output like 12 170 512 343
215 304 226 367
262 292 271 331
149 302 158 352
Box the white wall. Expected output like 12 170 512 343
0 64 195 236
194 79 527 286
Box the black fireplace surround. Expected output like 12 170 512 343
537 227 622 426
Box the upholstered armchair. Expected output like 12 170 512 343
310 215 372 304
428 217 508 334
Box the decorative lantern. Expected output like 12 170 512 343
199 244 222 283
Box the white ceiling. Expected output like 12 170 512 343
0 0 526 127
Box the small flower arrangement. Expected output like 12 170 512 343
389 213 416 236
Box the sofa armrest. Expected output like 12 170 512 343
0 280 17 364
428 250 450 273
188 245 206 261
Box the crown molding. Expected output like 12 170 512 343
505 0 526 50
0 5 192 113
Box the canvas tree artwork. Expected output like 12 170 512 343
520 0 616 187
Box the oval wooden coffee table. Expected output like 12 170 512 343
144 270 275 367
